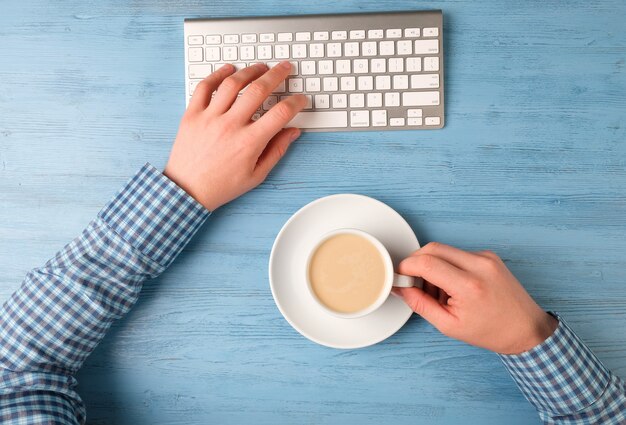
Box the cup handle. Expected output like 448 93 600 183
392 273 423 289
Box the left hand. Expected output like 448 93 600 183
164 62 307 211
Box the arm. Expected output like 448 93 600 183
0 62 306 424
394 242 626 424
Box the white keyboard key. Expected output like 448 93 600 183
262 95 278 110
367 93 382 107
349 30 366 39
275 44 290 59
404 28 420 38
323 77 338 91
397 40 412 55
301 61 316 75
371 58 386 73
257 45 272 60
295 32 311 41
314 31 329 41
188 47 203 62
315 94 330 109
349 93 365 108
306 77 321 92
390 117 405 126
309 43 324 58
303 95 313 109
393 75 409 90
224 34 240 44
204 47 221 62
379 41 395 56
375 75 391 90
287 61 298 75
386 28 402 38
406 57 422 72
357 75 373 91
327 43 342 58
213 63 228 71
408 117 423 126
188 64 213 79
425 116 441 125
331 30 347 40
353 59 369 74
242 33 257 43
266 61 279 68
232 62 246 71
318 60 334 75
188 35 203 45
350 110 369 127
384 92 400 107
223 46 238 61
388 58 404 72
277 32 293 42
362 41 377 56
205 35 221 44
408 109 423 117
288 111 348 128
240 45 255 61
414 39 439 54
292 44 307 59
402 91 440 106
423 56 440 71
340 76 356 91
344 42 359 57
372 110 387 126
423 27 439 37
336 59 351 74
189 80 201 94
411 74 440 89
332 93 347 108
260 33 275 42
288 78 304 92
367 29 384 39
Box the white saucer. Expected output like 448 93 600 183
269 194 420 349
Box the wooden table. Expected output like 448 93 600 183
1 1 625 424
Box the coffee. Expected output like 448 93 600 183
308 233 387 313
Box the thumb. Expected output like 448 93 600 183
254 127 301 180
394 287 452 330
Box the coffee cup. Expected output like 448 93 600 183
305 228 423 319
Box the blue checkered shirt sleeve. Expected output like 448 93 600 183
499 313 626 424
0 163 210 424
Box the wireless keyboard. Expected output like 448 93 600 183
184 11 444 131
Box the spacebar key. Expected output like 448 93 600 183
286 111 348 129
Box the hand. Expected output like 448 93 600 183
164 62 307 211
393 242 558 355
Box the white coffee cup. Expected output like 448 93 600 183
305 228 423 319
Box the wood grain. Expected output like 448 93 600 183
0 0 625 424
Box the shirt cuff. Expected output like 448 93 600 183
98 163 210 266
498 313 612 416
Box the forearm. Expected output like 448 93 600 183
499 314 626 424
0 163 209 423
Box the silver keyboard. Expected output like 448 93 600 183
184 11 444 132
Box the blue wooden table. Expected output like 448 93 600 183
1 1 625 424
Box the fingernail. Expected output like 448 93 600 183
280 61 292 70
289 129 301 141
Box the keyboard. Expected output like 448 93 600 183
184 10 444 132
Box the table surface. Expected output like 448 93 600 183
1 1 625 424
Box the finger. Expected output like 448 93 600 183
207 63 269 116
398 254 471 297
254 127 301 180
229 61 294 120
187 64 235 112
395 287 453 330
250 94 307 142
410 242 483 272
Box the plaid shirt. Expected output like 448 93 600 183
1 164 624 424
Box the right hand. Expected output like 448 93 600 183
393 242 558 355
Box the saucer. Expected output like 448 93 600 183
269 194 420 349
